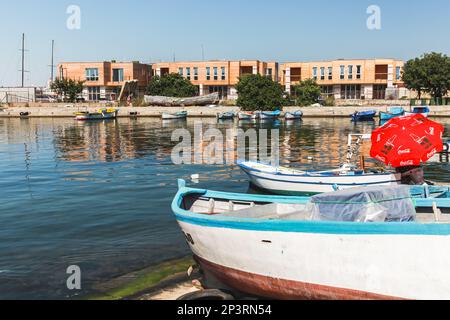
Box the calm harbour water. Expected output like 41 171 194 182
0 116 449 299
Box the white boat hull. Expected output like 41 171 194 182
162 113 187 120
405 112 429 118
240 165 401 195
177 220 450 300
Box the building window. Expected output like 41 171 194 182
206 67 211 80
348 66 353 80
213 67 218 80
112 68 124 82
178 68 183 76
320 67 325 80
373 84 387 99
194 67 199 80
356 65 362 80
85 68 99 81
88 86 101 101
396 66 401 80
221 67 226 80
186 67 191 80
340 66 345 80
321 85 334 97
266 68 273 78
313 67 318 80
208 86 228 99
328 67 333 80
340 85 361 99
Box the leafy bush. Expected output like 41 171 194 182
323 95 335 106
291 79 322 106
236 74 286 111
146 73 198 98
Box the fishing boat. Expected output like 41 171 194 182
75 108 119 121
379 107 404 121
351 110 376 122
161 111 188 120
285 111 303 120
239 134 400 195
405 106 430 118
238 112 255 120
260 110 281 120
217 112 235 120
251 111 261 120
238 161 400 195
172 180 450 300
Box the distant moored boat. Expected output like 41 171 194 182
405 107 430 118
351 110 377 122
217 112 235 120
285 111 303 120
75 108 119 121
260 110 281 120
379 107 405 121
161 111 188 120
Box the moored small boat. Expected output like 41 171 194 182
161 111 188 120
285 111 303 120
405 107 430 118
217 112 235 120
238 112 254 120
379 107 405 121
172 180 450 300
75 108 119 121
238 160 401 195
260 110 281 120
351 110 377 122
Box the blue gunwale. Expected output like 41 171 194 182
172 180 450 236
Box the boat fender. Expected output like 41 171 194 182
208 198 215 214
177 289 235 301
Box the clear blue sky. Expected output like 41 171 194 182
0 0 448 87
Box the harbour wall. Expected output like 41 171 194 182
1 104 450 118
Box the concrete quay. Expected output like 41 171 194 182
1 104 449 118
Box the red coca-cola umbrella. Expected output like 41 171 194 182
370 114 444 167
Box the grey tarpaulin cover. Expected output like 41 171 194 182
309 185 416 222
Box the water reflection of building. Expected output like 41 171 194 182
1 118 377 168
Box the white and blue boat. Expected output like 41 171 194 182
284 111 303 120
217 112 235 120
351 110 377 122
260 110 281 120
379 107 405 121
172 180 450 300
161 111 188 120
238 161 401 195
405 106 430 118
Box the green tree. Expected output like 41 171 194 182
50 78 84 102
146 73 198 97
402 57 427 99
236 74 286 111
421 52 450 99
403 52 450 100
291 79 322 106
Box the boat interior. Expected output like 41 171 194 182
181 194 450 224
